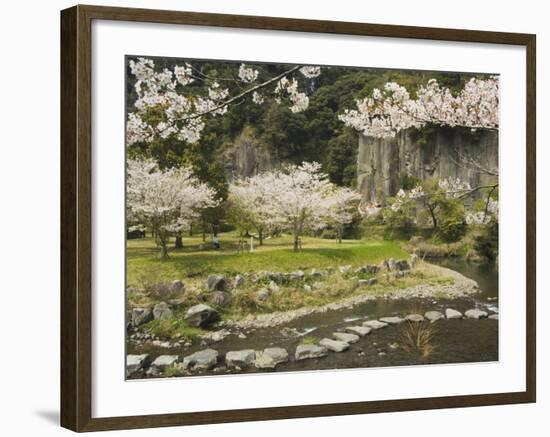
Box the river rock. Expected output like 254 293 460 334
131 307 153 327
405 314 425 323
319 338 349 352
268 281 280 293
153 302 173 320
465 309 489 319
396 260 411 271
424 311 445 322
254 348 289 369
225 349 256 368
380 316 405 325
211 291 232 308
288 270 305 281
182 349 218 370
295 344 328 360
206 274 229 291
234 274 245 288
445 308 463 319
333 332 360 344
345 326 371 336
310 268 324 279
170 280 185 294
384 258 397 271
363 320 388 330
184 304 220 327
151 355 179 371
489 314 499 320
339 265 352 274
126 354 149 376
257 288 270 301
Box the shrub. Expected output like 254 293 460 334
436 199 466 242
473 219 499 261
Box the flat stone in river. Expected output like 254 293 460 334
151 355 179 371
182 349 218 370
445 308 463 319
405 314 425 323
424 311 445 322
363 320 388 330
380 316 405 325
345 326 371 336
319 338 349 352
126 354 149 376
295 344 328 360
333 332 360 344
465 309 489 319
226 349 255 368
255 348 289 369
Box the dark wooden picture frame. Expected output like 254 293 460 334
60 4 536 432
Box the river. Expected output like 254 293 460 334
128 258 499 377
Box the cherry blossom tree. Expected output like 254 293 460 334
339 77 499 138
324 187 362 243
127 158 218 259
126 58 321 147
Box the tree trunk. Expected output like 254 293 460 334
258 227 264 246
293 234 300 252
174 233 183 249
189 224 193 237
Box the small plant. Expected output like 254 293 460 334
301 336 320 346
143 317 202 341
399 321 437 360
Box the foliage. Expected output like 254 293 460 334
473 219 499 261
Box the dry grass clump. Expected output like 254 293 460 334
399 320 437 360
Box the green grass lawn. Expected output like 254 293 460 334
127 232 408 287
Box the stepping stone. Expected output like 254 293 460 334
225 349 256 368
126 354 149 376
182 349 218 370
363 320 388 330
319 338 349 352
254 348 289 369
380 316 405 325
489 314 499 320
295 344 328 360
405 314 425 323
424 311 445 322
333 332 360 344
445 308 463 319
465 309 489 319
151 355 179 371
345 326 371 336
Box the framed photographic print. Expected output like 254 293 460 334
60 4 536 432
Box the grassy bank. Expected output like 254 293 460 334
127 232 408 287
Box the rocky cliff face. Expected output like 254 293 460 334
221 129 277 181
357 128 498 202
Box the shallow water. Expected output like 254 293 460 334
128 258 499 378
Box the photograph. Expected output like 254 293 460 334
125 56 500 379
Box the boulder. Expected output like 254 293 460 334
295 344 328 360
465 309 488 319
357 279 370 287
384 258 397 271
309 269 324 279
345 326 371 337
424 311 445 322
211 291 232 308
380 316 405 325
150 355 179 371
339 265 352 274
206 274 229 291
254 348 289 369
126 354 149 376
131 307 153 327
405 314 425 323
489 314 499 320
257 288 270 301
363 320 388 330
268 272 285 284
234 274 245 288
184 304 220 327
170 280 185 293
153 302 173 320
333 332 360 344
288 270 305 281
445 308 463 319
225 349 256 368
182 349 219 370
319 338 349 352
268 281 280 293
396 260 411 271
